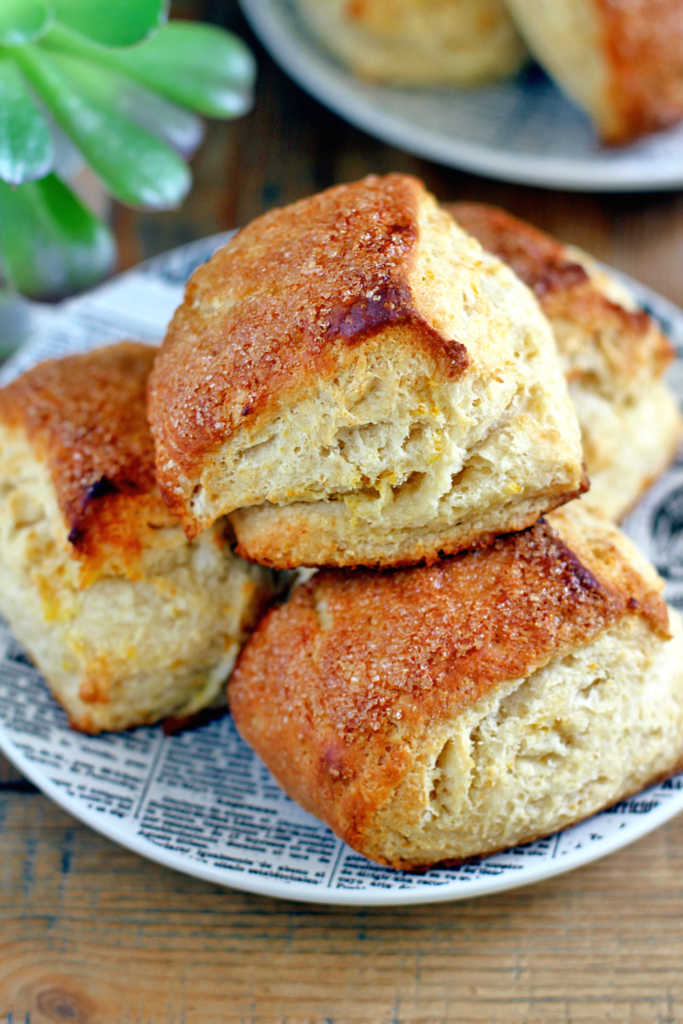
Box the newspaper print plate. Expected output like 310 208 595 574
0 235 683 907
239 0 683 193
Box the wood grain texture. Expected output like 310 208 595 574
3 0 683 1018
1 791 683 1023
0 756 28 788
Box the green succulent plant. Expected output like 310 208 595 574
0 0 255 299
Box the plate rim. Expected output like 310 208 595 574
239 0 683 192
3 735 682 907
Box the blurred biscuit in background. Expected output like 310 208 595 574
504 0 683 143
294 0 527 86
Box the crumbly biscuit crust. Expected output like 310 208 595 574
446 201 682 522
0 342 276 733
151 177 585 560
504 0 683 143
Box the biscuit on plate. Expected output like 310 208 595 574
504 0 683 143
229 502 683 870
149 174 585 569
447 202 682 521
293 0 527 86
0 342 275 734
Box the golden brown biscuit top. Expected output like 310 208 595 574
229 514 669 849
232 517 668 739
0 342 177 575
446 201 673 386
148 175 468 506
597 0 683 143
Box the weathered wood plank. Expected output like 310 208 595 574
1 792 683 1022
0 755 25 787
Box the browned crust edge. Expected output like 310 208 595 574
231 477 590 570
0 342 178 578
596 0 683 144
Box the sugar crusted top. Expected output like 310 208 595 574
148 174 469 519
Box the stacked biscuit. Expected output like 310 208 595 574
150 174 683 868
293 0 683 144
2 174 683 869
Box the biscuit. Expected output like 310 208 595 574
229 502 683 870
447 202 682 521
293 0 527 86
0 342 275 734
504 0 683 143
149 174 585 568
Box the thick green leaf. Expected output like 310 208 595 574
14 44 191 207
53 53 203 157
46 21 256 117
0 0 53 46
0 57 53 183
0 172 115 300
52 0 166 47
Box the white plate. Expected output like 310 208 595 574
239 0 683 192
1 236 683 907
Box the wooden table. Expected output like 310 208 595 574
3 3 683 1020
